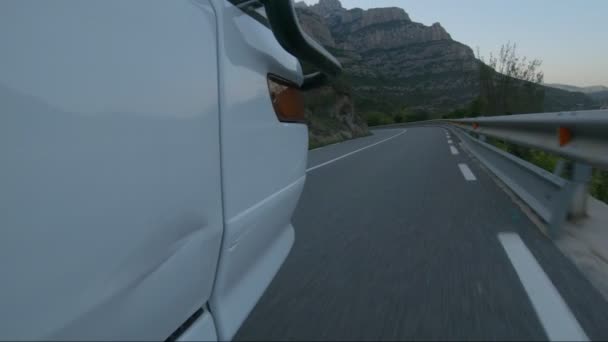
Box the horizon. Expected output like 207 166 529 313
302 0 608 88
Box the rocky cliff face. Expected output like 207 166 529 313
297 0 479 115
304 0 344 15
305 84 369 148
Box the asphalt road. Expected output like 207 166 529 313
235 127 608 341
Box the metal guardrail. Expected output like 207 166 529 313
448 127 575 238
373 109 608 170
448 110 608 170
370 109 608 237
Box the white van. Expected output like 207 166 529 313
0 0 340 340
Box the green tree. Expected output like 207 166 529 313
590 170 608 203
404 109 430 122
364 111 394 126
476 42 545 115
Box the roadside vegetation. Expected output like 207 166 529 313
362 108 430 127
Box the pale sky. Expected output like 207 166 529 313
303 0 608 87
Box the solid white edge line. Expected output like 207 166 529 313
498 232 589 342
306 129 407 172
450 146 459 155
457 163 477 181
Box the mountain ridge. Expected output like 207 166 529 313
297 0 479 117
545 83 608 94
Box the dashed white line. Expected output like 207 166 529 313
458 163 476 181
306 129 407 172
498 232 589 342
450 146 459 155
448 139 453 144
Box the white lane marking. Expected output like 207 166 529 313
458 163 477 181
450 146 459 155
498 233 589 342
448 139 453 144
306 130 407 172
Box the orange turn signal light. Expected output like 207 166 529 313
267 74 305 123
558 127 572 146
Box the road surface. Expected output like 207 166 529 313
235 127 608 341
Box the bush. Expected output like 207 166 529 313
364 111 394 126
404 109 430 122
366 114 381 126
590 170 608 203
489 140 558 172
528 150 559 172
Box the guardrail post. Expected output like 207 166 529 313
569 162 592 219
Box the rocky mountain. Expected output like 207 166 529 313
296 0 479 117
